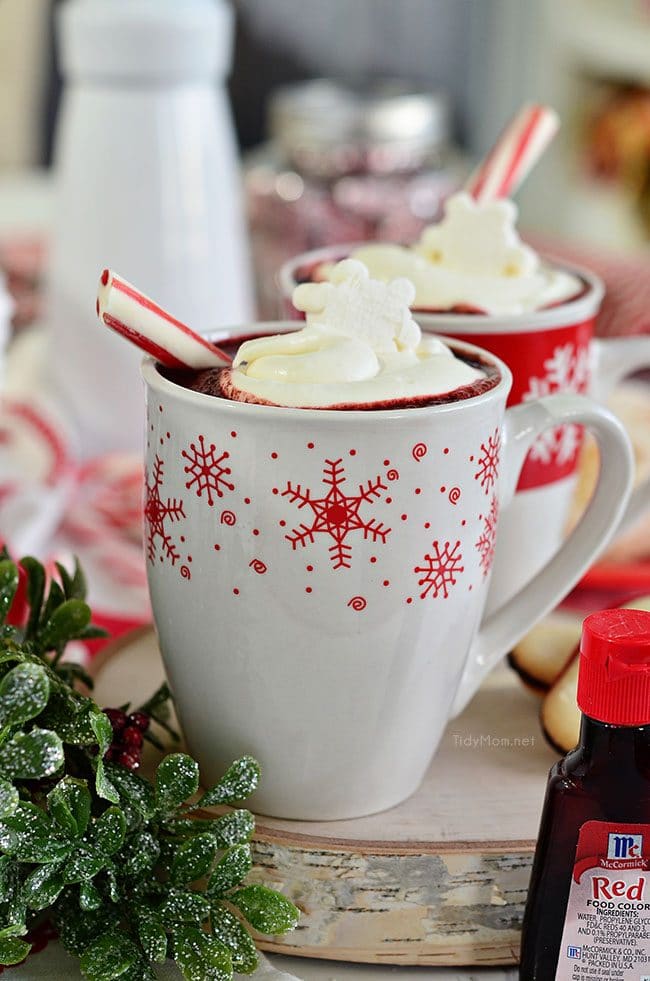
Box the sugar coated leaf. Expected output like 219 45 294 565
170 832 217 885
79 880 102 912
211 810 255 849
137 912 167 964
89 806 126 856
229 884 299 936
155 754 199 813
48 777 91 837
90 710 113 755
104 763 154 820
0 662 50 727
161 888 211 927
79 933 140 981
0 935 30 966
0 801 69 863
0 728 64 781
0 779 18 820
211 905 258 974
22 862 65 910
94 760 120 805
0 561 19 626
195 757 260 809
39 598 92 652
207 844 252 898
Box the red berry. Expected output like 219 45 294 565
103 747 115 762
127 712 150 732
116 750 140 770
103 708 128 733
122 726 143 749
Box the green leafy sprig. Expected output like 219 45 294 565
0 552 298 979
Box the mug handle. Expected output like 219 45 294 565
592 336 650 537
451 393 633 716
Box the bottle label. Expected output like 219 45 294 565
555 820 650 980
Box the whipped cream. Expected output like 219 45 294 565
227 260 484 409
328 193 581 316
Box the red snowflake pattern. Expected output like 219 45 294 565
474 428 501 494
182 435 234 505
282 458 390 569
414 540 464 599
144 455 185 565
475 494 499 578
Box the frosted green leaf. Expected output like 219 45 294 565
79 933 140 981
0 802 69 862
0 779 18 820
79 880 102 911
119 830 160 880
0 727 64 780
22 862 65 910
89 806 126 856
54 894 120 955
48 778 91 837
173 925 232 981
195 757 260 809
39 598 91 652
90 710 112 755
170 833 217 885
211 809 255 849
0 935 30 966
0 662 50 727
229 884 299 936
207 844 252 898
21 556 46 638
104 764 155 823
160 888 211 927
155 754 199 813
0 561 19 626
211 905 258 974
137 911 167 963
94 759 119 805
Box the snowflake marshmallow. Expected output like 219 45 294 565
416 192 538 278
292 259 421 353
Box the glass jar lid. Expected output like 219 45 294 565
268 79 450 178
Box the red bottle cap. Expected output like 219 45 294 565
578 608 650 726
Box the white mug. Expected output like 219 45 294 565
280 246 650 610
142 328 632 820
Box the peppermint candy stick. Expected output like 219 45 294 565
96 269 231 368
466 104 560 203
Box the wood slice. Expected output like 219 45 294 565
92 627 557 967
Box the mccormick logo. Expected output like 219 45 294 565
607 833 644 860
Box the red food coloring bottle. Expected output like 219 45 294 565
520 609 650 979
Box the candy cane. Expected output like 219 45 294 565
96 269 231 368
466 104 560 203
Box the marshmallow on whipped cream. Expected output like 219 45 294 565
330 192 581 317
225 260 484 409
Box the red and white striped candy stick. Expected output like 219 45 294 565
465 104 560 203
96 269 231 368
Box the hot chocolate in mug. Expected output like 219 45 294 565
280 245 650 610
142 328 632 820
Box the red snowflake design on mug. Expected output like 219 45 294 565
474 428 501 494
414 540 464 599
475 494 499 578
522 341 590 466
144 455 186 566
182 434 234 505
281 458 391 569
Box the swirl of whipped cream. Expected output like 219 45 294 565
226 260 484 408
328 193 582 316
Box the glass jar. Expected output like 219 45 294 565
244 79 461 317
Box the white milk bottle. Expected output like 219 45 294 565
48 0 252 457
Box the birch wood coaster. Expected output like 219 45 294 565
92 626 558 968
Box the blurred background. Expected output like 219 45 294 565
1 0 650 326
